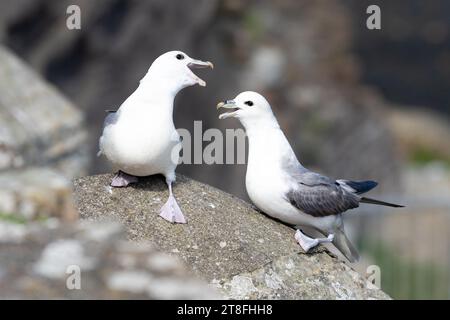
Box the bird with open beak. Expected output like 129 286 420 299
98 51 213 224
217 91 404 262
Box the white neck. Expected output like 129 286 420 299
244 117 303 171
122 71 186 117
240 112 280 136
139 70 187 98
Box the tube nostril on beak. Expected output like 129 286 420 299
217 100 236 110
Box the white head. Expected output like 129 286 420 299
142 50 213 91
217 91 279 130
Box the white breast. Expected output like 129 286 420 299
101 99 179 177
245 127 327 228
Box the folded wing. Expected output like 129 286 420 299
285 171 361 217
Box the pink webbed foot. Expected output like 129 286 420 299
110 171 139 187
294 229 334 252
159 194 187 224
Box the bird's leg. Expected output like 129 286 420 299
295 229 334 253
159 180 187 224
110 171 139 187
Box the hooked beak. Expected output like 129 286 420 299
187 59 214 87
217 100 239 119
188 60 214 69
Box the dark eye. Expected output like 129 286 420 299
244 101 254 106
176 54 185 60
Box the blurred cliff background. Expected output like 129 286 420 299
0 0 449 299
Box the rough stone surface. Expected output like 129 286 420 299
0 45 88 220
0 46 88 177
0 167 78 221
219 253 381 300
0 220 219 299
74 174 390 299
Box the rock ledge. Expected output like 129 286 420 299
74 174 390 299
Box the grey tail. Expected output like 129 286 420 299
344 180 378 194
332 229 360 263
360 197 405 208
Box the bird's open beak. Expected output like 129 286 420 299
217 100 239 119
187 60 214 87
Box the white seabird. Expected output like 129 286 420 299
217 91 404 262
98 50 213 224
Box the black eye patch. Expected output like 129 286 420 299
176 54 185 60
244 101 254 106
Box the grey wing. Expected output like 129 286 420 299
98 111 118 156
286 171 360 217
103 110 118 129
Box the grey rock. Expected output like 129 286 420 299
0 45 88 177
0 220 219 299
0 167 78 221
0 45 88 220
74 174 390 299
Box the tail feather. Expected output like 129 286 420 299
332 229 360 263
360 197 404 208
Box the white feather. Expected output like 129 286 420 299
99 51 206 180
